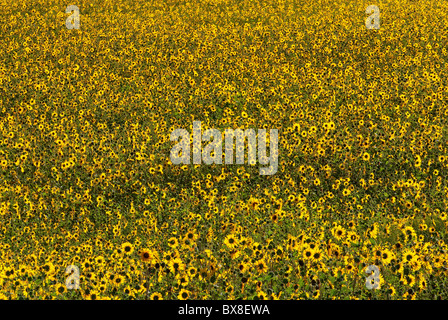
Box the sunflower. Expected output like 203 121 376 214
345 263 356 274
184 230 198 242
181 237 194 249
394 242 403 251
418 277 427 290
254 259 268 273
406 274 416 287
332 225 346 241
229 248 241 260
134 283 146 294
55 283 66 295
346 231 359 244
82 260 92 270
387 285 396 297
409 259 422 272
41 262 55 275
237 261 250 273
167 237 179 248
311 290 320 299
85 290 99 300
188 267 197 278
113 274 125 287
224 234 238 249
225 284 234 294
311 249 323 263
328 244 341 258
256 291 268 300
121 242 134 255
178 288 190 300
402 248 417 264
123 286 133 296
140 248 153 263
362 152 370 161
381 249 394 265
303 247 313 260
98 282 107 293
374 247 383 260
150 292 163 300
177 274 189 287
95 256 105 266
168 257 185 274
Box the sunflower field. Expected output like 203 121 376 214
1 0 448 300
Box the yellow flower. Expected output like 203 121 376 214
140 248 153 263
121 242 134 255
150 292 163 300
254 259 268 273
362 152 370 161
168 257 185 274
167 237 179 248
178 288 190 300
224 234 238 249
